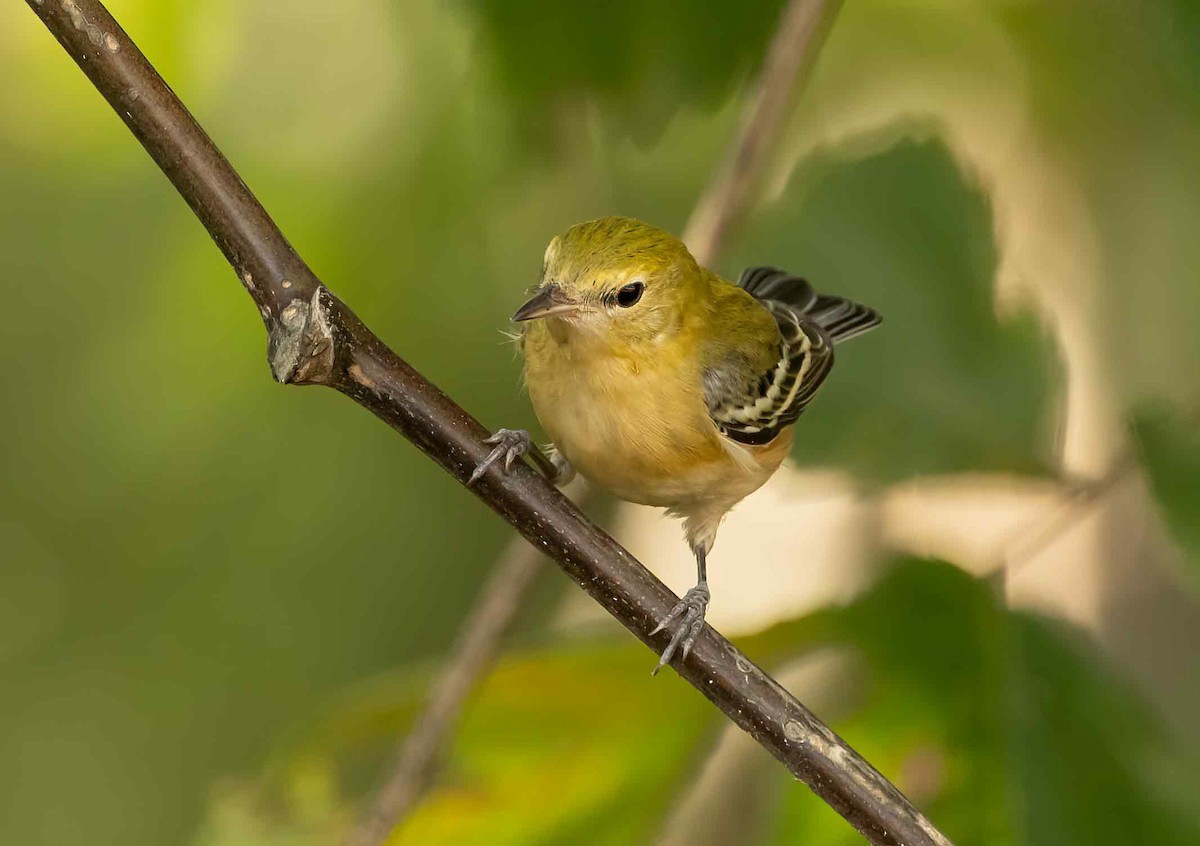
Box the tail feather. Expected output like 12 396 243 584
737 266 880 344
807 294 882 343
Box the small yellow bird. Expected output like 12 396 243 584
473 216 880 673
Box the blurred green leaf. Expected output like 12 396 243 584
391 648 713 845
728 140 1059 481
459 0 788 149
764 562 1200 846
194 561 1200 846
1132 406 1200 569
191 646 715 846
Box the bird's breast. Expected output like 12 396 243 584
522 325 775 510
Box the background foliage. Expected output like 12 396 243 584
1 2 1198 844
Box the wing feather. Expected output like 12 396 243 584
704 300 834 446
704 267 879 446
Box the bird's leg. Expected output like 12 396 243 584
650 545 710 676
545 446 576 486
468 428 574 486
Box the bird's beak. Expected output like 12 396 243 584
511 284 579 322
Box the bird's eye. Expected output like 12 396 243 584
615 281 645 307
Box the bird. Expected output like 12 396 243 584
471 216 881 674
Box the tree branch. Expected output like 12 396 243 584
1003 455 1137 577
26 2 950 844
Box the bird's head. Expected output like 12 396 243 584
513 216 703 346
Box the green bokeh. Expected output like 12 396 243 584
2 1 1199 845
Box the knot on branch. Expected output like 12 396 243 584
268 288 335 385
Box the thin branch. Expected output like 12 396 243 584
26 3 950 845
348 480 589 846
684 0 841 267
1002 455 1138 577
353 1 847 841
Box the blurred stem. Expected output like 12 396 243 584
348 479 588 846
1002 455 1138 579
26 2 950 846
348 521 555 846
684 0 842 267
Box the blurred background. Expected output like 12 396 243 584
2 1 1200 844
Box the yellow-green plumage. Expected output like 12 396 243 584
503 215 879 671
519 217 788 555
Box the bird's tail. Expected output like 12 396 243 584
736 266 881 344
804 293 882 343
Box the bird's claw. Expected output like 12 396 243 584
468 428 531 485
650 583 710 676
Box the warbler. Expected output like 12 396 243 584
472 216 880 673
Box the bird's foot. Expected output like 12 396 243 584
546 445 576 487
650 582 710 676
468 428 531 484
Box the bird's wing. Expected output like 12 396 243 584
702 298 834 447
